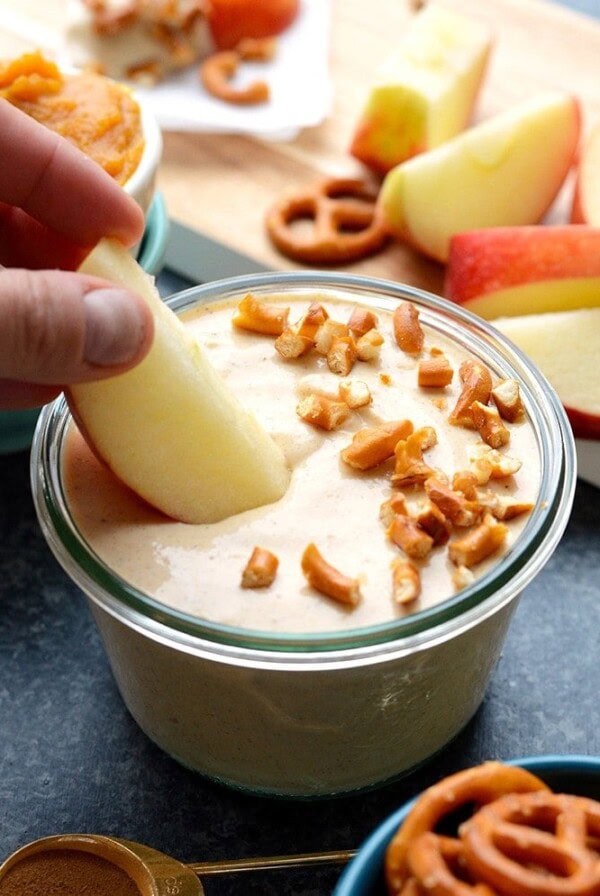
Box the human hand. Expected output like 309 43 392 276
0 100 154 411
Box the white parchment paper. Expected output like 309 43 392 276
62 0 334 139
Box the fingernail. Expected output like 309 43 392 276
83 288 147 366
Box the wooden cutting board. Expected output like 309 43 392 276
2 0 599 294
157 0 600 293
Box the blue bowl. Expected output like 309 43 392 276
137 191 170 277
0 193 169 455
333 755 600 896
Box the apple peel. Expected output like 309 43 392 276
445 226 600 319
69 239 290 524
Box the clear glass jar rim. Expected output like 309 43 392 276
31 272 577 660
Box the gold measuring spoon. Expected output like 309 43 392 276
0 833 356 895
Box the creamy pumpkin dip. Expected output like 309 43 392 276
0 51 144 185
62 293 540 635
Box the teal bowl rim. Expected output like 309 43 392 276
333 754 600 895
0 193 169 455
137 192 169 276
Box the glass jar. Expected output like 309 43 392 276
31 273 576 797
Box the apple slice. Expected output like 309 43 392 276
69 239 290 524
492 308 600 439
571 118 600 226
445 226 600 319
350 4 492 176
377 92 580 263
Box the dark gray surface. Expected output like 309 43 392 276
1 267 599 895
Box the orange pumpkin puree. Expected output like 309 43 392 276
0 51 145 186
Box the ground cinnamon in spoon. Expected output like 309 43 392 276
0 849 140 896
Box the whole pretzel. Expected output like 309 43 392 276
384 762 549 895
461 790 600 896
265 177 389 264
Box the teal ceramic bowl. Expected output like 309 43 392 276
0 193 169 456
333 754 600 896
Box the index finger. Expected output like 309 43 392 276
0 99 144 248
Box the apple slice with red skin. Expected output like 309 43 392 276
207 0 300 50
493 308 600 439
444 226 600 319
349 4 492 175
571 118 600 225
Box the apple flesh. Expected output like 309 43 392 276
492 308 600 439
69 239 290 524
377 92 581 263
571 118 600 226
445 226 600 319
350 4 492 176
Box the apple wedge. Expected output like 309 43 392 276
69 239 290 524
571 118 600 226
378 92 580 263
445 226 600 319
349 4 492 175
492 308 600 439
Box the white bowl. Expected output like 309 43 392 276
123 86 163 219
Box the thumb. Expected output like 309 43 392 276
0 267 154 386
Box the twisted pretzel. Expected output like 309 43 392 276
407 832 496 896
461 791 600 896
385 762 549 894
265 177 389 265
